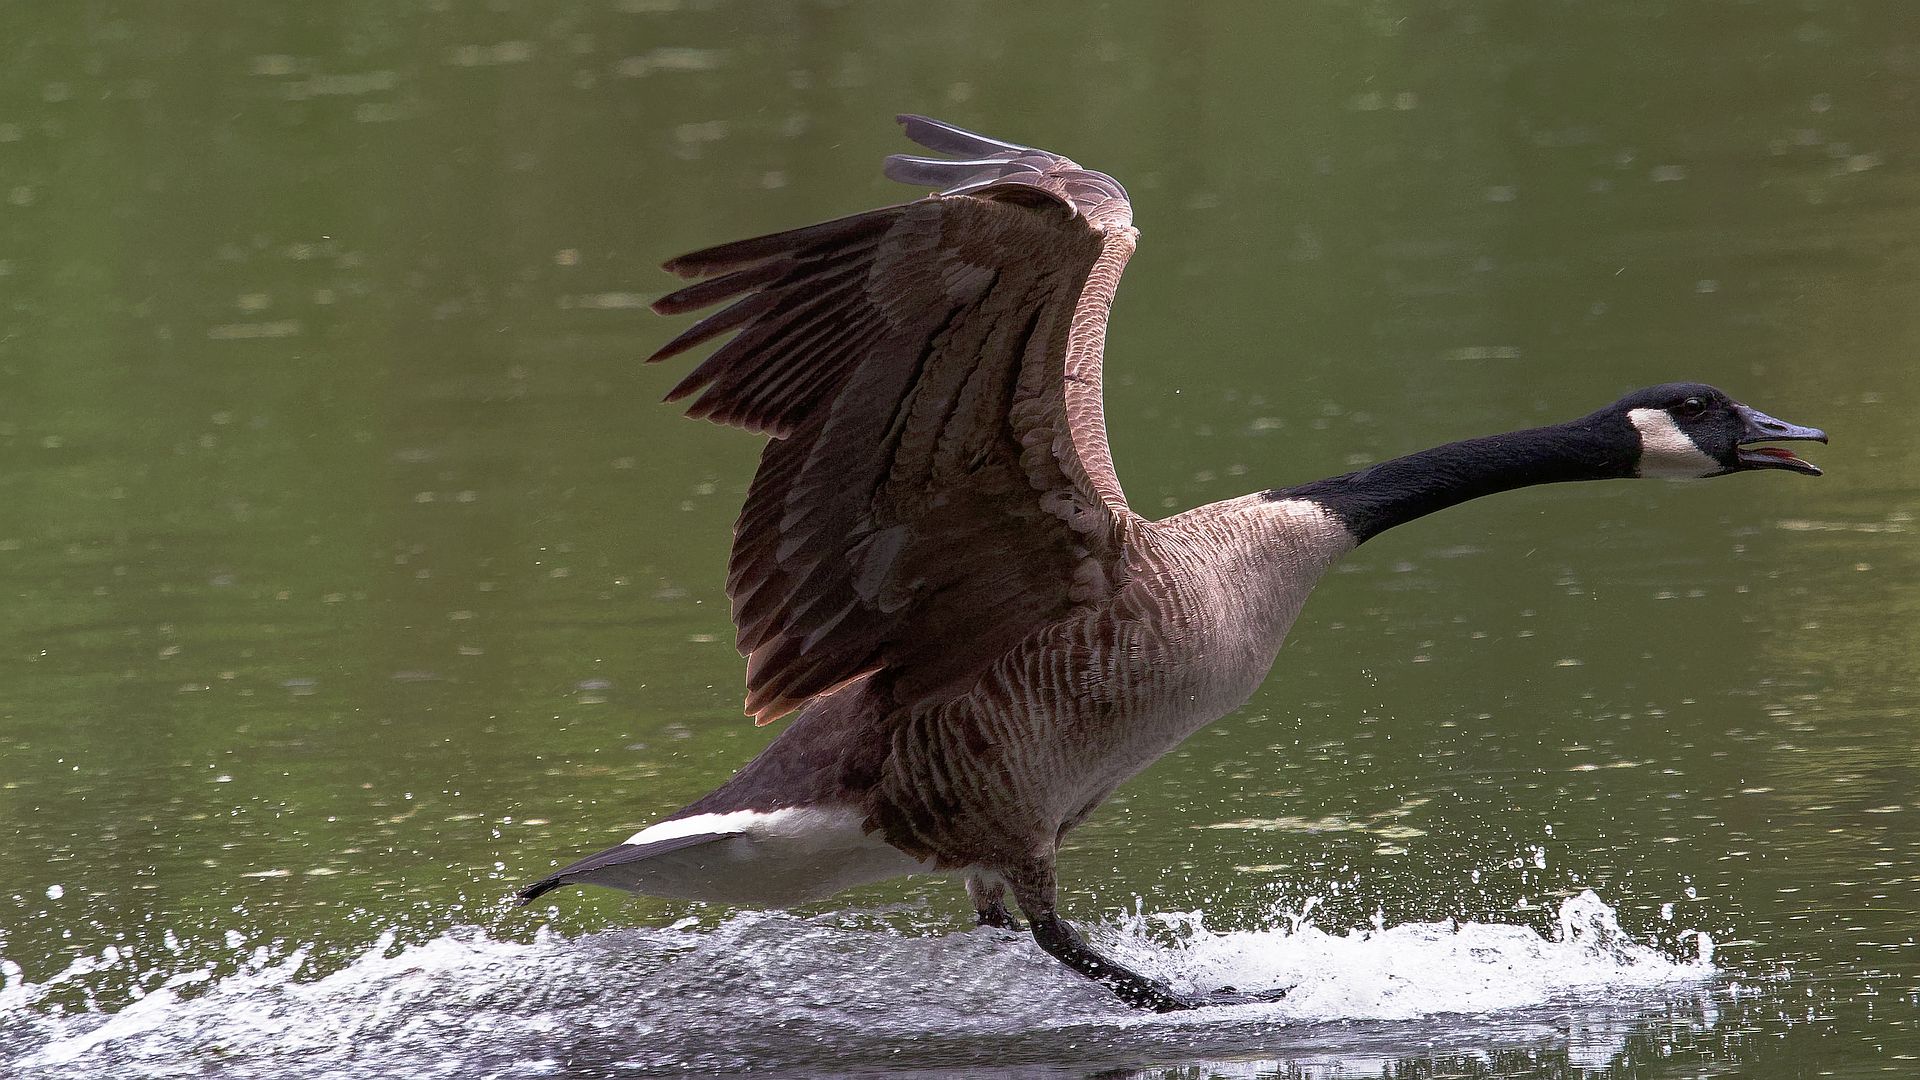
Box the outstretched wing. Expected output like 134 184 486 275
650 115 1139 723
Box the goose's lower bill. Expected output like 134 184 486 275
1732 404 1827 475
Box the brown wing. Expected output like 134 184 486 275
649 115 1140 723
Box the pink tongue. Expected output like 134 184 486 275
1752 447 1797 459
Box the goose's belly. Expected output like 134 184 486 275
1029 623 1281 826
869 505 1356 864
875 604 1287 862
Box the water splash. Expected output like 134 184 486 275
2 892 1715 1078
1096 889 1707 1023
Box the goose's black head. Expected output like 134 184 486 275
1266 382 1828 545
1613 382 1827 478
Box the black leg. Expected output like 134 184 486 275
977 896 1024 929
1003 858 1289 1012
1004 858 1201 1012
967 872 1025 931
1028 909 1200 1012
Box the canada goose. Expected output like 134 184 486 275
519 115 1826 1011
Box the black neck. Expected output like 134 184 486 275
1270 411 1638 543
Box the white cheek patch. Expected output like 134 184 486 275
1628 408 1721 478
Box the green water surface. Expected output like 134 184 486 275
3 2 1918 1076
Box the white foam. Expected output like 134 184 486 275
1094 889 1709 1024
1 892 1720 1078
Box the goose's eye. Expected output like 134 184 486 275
1674 396 1707 418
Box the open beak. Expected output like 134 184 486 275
1734 405 1827 476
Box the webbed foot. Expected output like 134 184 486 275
1195 983 1292 1008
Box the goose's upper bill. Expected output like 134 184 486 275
1733 405 1828 475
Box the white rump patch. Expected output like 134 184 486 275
622 809 759 847
603 806 934 907
1628 408 1720 478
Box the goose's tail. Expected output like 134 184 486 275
515 806 932 908
516 828 735 903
